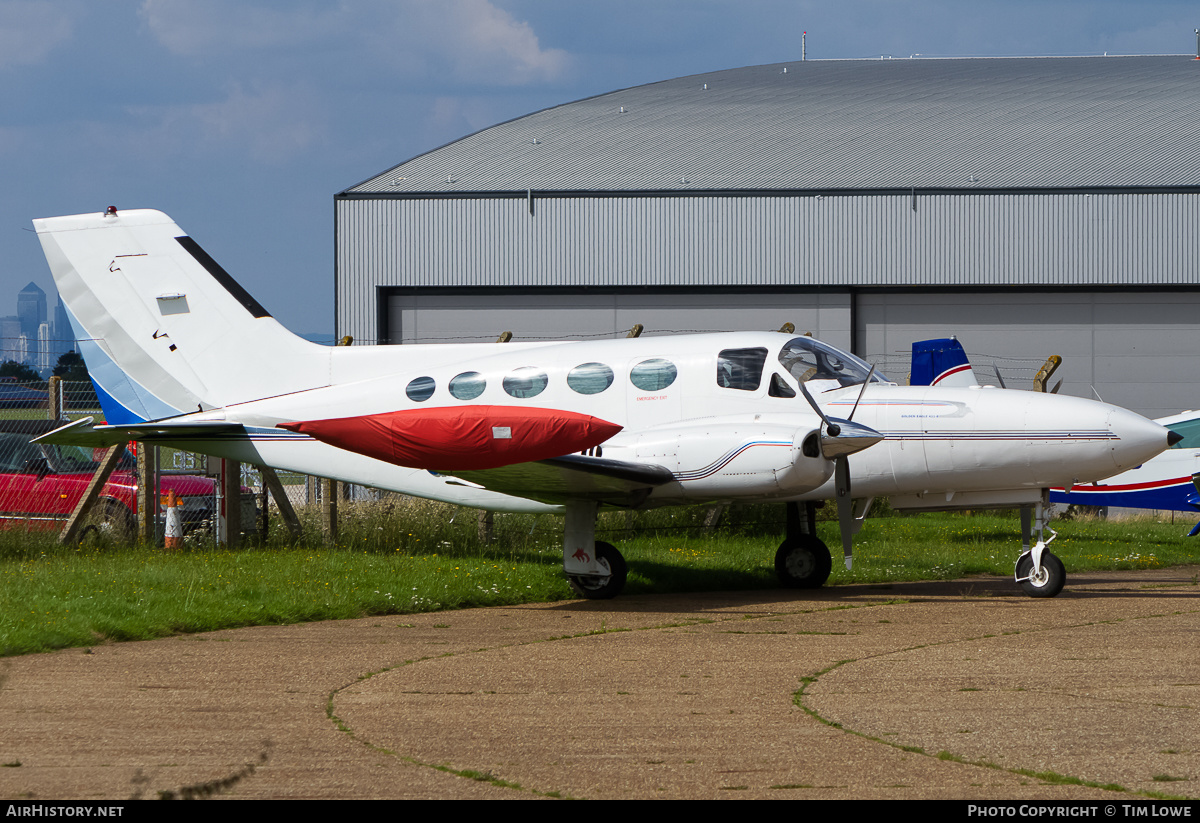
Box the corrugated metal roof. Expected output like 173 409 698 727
345 56 1200 194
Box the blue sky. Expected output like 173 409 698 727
5 0 1196 337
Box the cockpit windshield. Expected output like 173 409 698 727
778 337 887 388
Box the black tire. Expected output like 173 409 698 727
1016 551 1066 598
567 540 627 600
775 536 832 589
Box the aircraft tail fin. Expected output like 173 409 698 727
909 337 979 388
33 208 328 424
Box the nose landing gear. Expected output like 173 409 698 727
1016 497 1066 598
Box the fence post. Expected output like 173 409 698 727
260 465 303 541
218 459 242 548
59 444 124 545
47 376 62 421
323 478 338 542
136 444 158 544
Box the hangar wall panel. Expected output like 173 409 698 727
858 291 1200 418
337 192 1200 347
383 290 852 350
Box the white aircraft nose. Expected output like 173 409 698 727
1108 405 1177 471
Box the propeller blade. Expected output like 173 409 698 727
799 374 882 570
1051 379 1063 394
798 379 839 437
846 364 876 422
835 456 853 569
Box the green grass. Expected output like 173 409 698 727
0 501 1197 657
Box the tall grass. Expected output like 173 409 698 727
1 500 1196 657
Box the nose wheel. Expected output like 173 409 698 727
1015 550 1066 597
1016 497 1066 598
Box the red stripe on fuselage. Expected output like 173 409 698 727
1051 476 1190 494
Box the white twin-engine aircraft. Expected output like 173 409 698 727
34 209 1178 599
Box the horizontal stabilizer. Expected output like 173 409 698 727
35 415 247 448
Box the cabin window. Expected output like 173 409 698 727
630 358 677 391
716 347 768 391
567 362 614 395
405 376 436 402
503 367 549 399
449 371 486 400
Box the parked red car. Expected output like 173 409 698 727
0 419 221 540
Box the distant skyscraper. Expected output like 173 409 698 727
54 298 72 350
37 323 50 371
17 280 46 364
0 317 20 363
17 282 46 364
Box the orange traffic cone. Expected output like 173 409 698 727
164 489 182 550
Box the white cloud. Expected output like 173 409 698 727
398 0 570 85
139 0 569 85
119 82 328 165
138 0 331 56
0 0 74 69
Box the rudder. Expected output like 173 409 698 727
34 208 327 422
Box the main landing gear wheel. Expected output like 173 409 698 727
567 540 628 600
1016 551 1066 598
775 536 832 589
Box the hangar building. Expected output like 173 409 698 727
334 56 1200 417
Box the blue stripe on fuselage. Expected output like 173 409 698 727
1049 481 1198 512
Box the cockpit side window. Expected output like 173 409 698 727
768 372 797 398
777 337 885 388
716 348 768 391
1167 418 1200 449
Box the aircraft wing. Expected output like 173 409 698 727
441 454 675 507
37 415 673 508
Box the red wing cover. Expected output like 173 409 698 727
279 406 621 471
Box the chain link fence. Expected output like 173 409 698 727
0 379 363 546
865 350 1049 389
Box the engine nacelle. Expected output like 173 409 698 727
628 415 831 500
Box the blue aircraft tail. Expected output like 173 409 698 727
910 338 978 388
